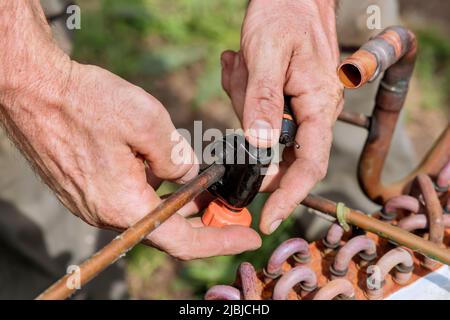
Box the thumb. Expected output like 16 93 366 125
242 42 290 147
128 93 199 184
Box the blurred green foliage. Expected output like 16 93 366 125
74 0 246 106
415 29 450 109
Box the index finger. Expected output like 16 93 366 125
259 92 342 234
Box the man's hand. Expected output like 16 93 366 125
0 0 261 260
221 0 344 234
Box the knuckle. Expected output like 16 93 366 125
255 82 283 103
274 196 298 218
328 84 344 110
248 83 283 114
309 161 328 181
128 90 169 128
142 96 169 124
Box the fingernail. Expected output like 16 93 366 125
269 219 283 234
248 119 274 144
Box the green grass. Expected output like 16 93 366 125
415 28 450 110
74 0 246 106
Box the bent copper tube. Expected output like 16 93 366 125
204 285 242 300
417 175 445 268
238 262 260 300
301 194 450 265
264 238 311 278
397 214 450 232
330 235 377 278
381 195 420 221
313 279 355 300
323 223 345 249
272 265 317 300
366 247 413 300
339 26 450 204
418 175 445 245
437 161 450 212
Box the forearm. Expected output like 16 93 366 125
0 0 69 109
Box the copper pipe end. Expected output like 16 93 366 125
338 50 378 89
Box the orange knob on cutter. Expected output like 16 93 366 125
202 200 252 228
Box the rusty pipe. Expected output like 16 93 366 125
204 285 242 300
37 164 226 300
381 195 421 221
330 235 377 278
339 26 450 204
397 214 450 232
437 161 450 213
323 223 345 249
301 194 450 265
366 247 414 300
417 174 445 268
238 262 260 300
313 279 355 300
272 265 317 300
418 175 445 245
264 238 311 279
338 26 417 89
338 110 371 129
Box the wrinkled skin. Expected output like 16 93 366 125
0 0 342 261
222 0 343 234
0 0 261 260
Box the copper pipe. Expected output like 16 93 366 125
339 26 450 204
330 235 377 278
36 164 226 300
382 195 420 221
418 175 445 245
272 265 317 300
338 110 371 129
366 247 413 300
313 279 355 300
397 214 450 232
338 27 417 89
301 194 450 265
437 161 450 212
238 262 260 300
264 238 311 279
417 174 445 268
204 285 242 300
323 223 345 249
